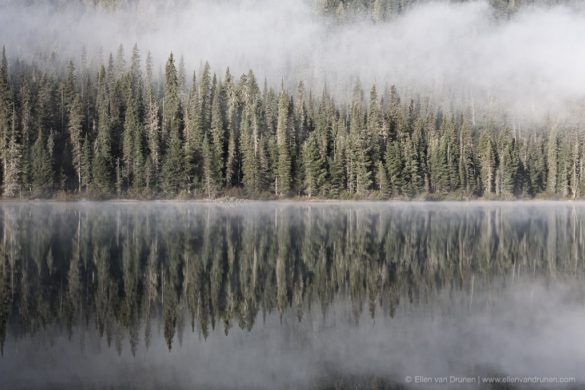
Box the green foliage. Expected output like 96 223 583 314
92 66 113 193
31 128 54 196
0 47 582 200
160 54 185 194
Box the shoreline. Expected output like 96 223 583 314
0 197 583 204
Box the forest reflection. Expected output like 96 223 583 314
0 201 584 356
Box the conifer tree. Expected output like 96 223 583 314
303 133 328 197
210 85 226 181
547 127 559 194
377 160 390 197
0 47 11 188
92 66 113 193
161 54 185 194
3 107 21 198
31 128 54 196
202 135 220 198
459 116 477 194
385 140 404 196
224 68 240 188
18 83 33 191
81 135 92 190
68 95 84 192
478 131 497 195
355 133 373 195
275 90 292 195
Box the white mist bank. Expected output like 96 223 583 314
1 0 585 124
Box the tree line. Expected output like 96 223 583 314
1 203 583 354
0 46 582 199
10 0 568 17
318 0 567 21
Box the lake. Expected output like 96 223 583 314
0 202 584 389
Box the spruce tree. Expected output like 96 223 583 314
92 66 113 193
210 86 226 181
275 90 291 195
224 68 240 188
547 127 559 194
3 107 21 198
31 128 54 196
377 160 390 198
184 73 202 189
202 135 220 198
0 47 11 189
303 133 328 197
68 95 84 192
385 140 404 196
160 54 185 195
478 131 497 196
458 116 477 195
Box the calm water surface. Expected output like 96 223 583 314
0 201 584 389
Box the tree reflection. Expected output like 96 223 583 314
0 202 584 355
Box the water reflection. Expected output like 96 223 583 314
0 202 584 389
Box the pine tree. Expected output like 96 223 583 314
526 134 546 196
385 140 404 196
258 136 273 193
547 127 558 194
275 90 291 195
303 133 328 197
161 54 185 194
458 116 477 195
240 71 262 195
329 148 346 197
367 85 383 163
3 107 21 198
202 135 220 198
81 135 92 190
18 83 33 192
31 128 54 196
0 47 12 190
443 114 460 192
240 116 258 194
354 133 373 195
68 95 84 192
184 73 202 190
478 131 497 196
386 85 401 142
377 160 390 198
199 62 213 134
501 136 522 196
144 52 161 190
92 66 113 193
210 85 226 182
224 68 240 188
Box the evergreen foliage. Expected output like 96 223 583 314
0 48 582 200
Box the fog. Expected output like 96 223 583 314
1 0 585 124
1 279 584 389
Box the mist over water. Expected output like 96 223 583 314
0 202 584 389
2 0 585 123
2 281 585 389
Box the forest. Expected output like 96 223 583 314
0 45 582 200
